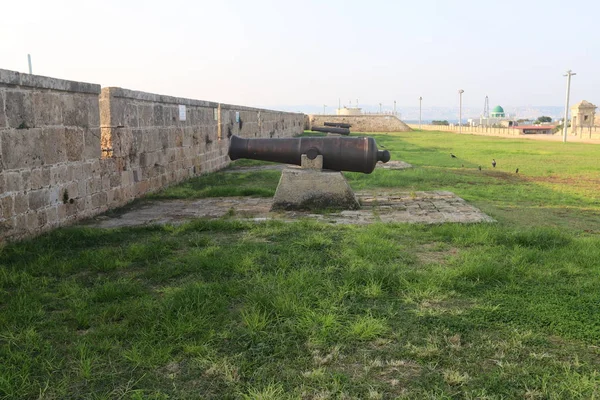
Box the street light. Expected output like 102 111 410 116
379 103 382 114
323 104 327 115
394 100 397 116
562 70 576 143
419 97 423 129
458 90 464 133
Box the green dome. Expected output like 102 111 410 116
492 105 504 113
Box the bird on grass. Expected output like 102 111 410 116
492 159 497 168
515 168 519 174
478 165 482 171
451 153 457 158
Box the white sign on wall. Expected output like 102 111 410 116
178 105 186 121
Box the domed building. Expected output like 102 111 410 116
477 104 515 127
490 105 505 118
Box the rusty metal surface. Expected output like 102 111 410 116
324 122 352 128
228 135 390 174
310 126 350 135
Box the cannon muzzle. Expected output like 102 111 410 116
310 126 350 135
228 135 390 174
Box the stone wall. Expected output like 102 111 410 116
0 69 102 241
308 114 412 133
0 68 304 242
99 87 304 210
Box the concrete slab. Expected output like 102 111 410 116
84 190 494 229
271 167 360 211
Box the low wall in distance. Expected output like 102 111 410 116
308 114 412 132
409 124 600 141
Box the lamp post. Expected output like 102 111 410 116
458 89 464 133
562 70 576 143
323 104 327 115
379 103 382 114
394 100 396 116
419 96 423 129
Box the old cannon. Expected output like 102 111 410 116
310 126 350 135
324 122 352 129
228 135 390 174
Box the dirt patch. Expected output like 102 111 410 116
414 243 459 265
524 175 600 189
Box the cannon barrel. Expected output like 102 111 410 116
310 126 350 135
324 122 352 128
228 135 390 174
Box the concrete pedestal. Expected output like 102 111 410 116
271 168 360 211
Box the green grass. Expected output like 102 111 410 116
2 131 600 399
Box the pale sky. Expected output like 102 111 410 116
1 0 598 112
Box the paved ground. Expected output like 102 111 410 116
85 190 494 229
224 160 413 173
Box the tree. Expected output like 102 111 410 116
535 116 552 124
432 120 449 126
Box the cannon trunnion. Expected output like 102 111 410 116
228 135 390 174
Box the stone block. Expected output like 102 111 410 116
271 168 360 211
138 104 154 127
62 95 89 127
153 104 164 126
0 69 20 85
5 171 22 192
15 214 27 234
30 168 43 190
5 91 34 129
33 92 62 126
0 195 14 219
125 103 138 127
87 177 102 194
65 127 84 162
66 181 79 200
27 212 39 231
72 164 84 180
37 209 48 227
28 189 49 210
14 129 44 167
91 192 107 208
87 95 100 128
41 167 51 187
83 128 101 159
42 127 67 165
46 207 58 226
13 192 28 214
77 179 87 198
64 202 77 217
57 165 70 183
48 186 61 205
0 92 6 128
101 175 110 191
21 170 31 191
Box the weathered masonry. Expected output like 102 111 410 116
0 69 304 241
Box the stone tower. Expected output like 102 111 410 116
570 100 597 135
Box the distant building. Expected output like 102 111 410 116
570 100 597 135
476 105 516 127
490 105 505 118
336 107 362 116
512 125 555 135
